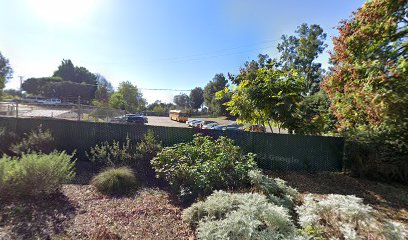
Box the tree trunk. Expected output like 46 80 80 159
267 120 273 133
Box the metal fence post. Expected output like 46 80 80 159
15 102 18 118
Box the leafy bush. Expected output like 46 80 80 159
0 151 76 199
91 167 138 195
133 130 162 180
10 126 55 155
248 170 299 211
296 194 407 240
87 131 161 173
151 135 257 201
87 137 133 167
135 130 162 158
0 127 18 156
182 191 297 240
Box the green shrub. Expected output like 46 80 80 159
151 135 257 201
135 130 162 158
10 126 55 155
91 167 138 195
87 137 134 167
182 191 297 240
0 151 76 199
0 127 18 156
248 170 299 211
133 130 162 179
297 194 407 240
87 131 161 172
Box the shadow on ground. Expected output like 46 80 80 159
0 193 76 240
266 170 408 224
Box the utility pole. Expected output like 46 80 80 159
15 101 18 118
77 96 81 121
18 76 24 97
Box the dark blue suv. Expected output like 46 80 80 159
125 114 147 124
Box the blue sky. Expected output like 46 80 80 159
1 0 365 103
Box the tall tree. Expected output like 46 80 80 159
204 73 230 115
53 59 97 85
189 87 204 110
53 59 76 82
94 74 113 104
322 0 408 181
109 81 146 113
173 93 190 110
0 52 13 97
278 23 327 95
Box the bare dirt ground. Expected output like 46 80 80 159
1 171 406 240
0 186 194 240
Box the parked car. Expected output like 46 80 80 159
125 114 145 124
39 98 61 104
212 125 227 130
187 120 200 127
196 120 217 129
202 122 219 129
226 122 244 130
186 119 198 125
191 120 204 128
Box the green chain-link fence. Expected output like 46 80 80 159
0 117 344 171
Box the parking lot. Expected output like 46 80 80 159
145 116 286 133
146 116 229 128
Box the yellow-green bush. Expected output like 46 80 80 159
91 167 138 195
0 151 76 200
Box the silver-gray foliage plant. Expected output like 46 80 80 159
183 191 298 240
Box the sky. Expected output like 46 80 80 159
1 0 365 104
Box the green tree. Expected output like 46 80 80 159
296 90 336 135
322 0 408 181
146 100 175 113
220 68 305 133
0 52 13 98
189 87 204 110
94 74 113 104
278 23 327 95
109 81 146 113
53 59 75 83
173 93 190 110
22 76 96 101
230 54 274 85
22 60 98 101
204 73 230 116
53 59 97 85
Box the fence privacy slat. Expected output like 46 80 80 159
0 117 344 171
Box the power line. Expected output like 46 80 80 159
25 79 194 92
96 39 280 65
147 39 280 62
